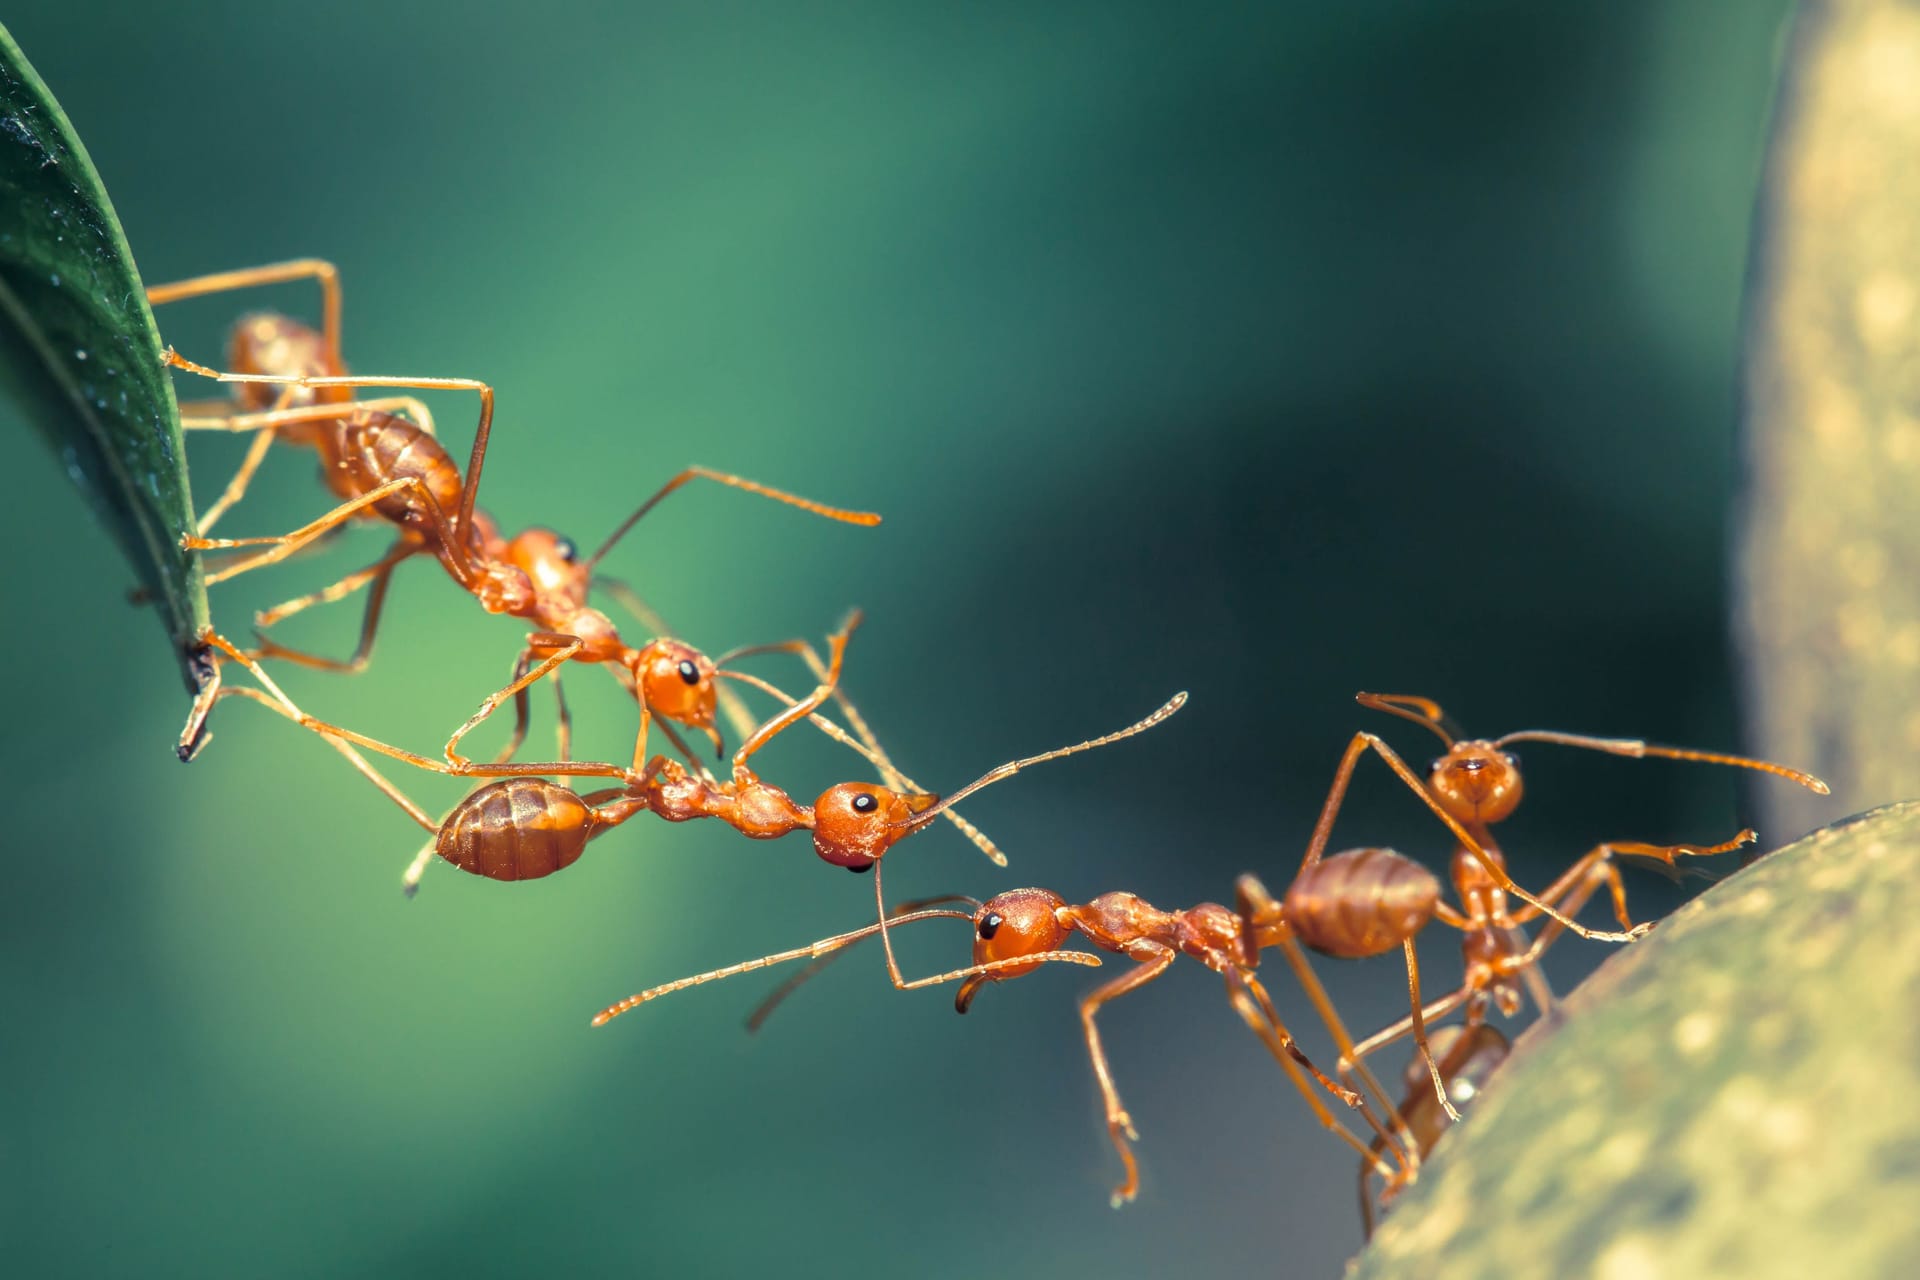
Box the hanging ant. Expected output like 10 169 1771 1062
1358 1022 1510 1238
1287 691 1826 1114
200 625 1178 889
597 855 1446 1209
161 346 878 772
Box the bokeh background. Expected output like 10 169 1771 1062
1 3 1810 1276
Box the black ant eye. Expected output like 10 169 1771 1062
676 659 701 685
554 535 578 563
851 792 879 814
1503 751 1521 770
978 912 1003 940
847 862 872 874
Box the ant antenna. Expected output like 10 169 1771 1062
591 907 1099 1026
889 691 1190 831
592 908 974 1025
585 466 881 572
1489 730 1830 795
1356 693 1459 747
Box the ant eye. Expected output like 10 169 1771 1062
852 793 879 814
978 912 1003 940
676 659 701 685
1503 751 1520 770
554 535 577 563
847 862 872 875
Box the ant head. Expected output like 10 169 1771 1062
956 889 1072 1012
810 783 939 870
1426 741 1524 825
503 527 589 603
634 639 720 736
472 562 537 617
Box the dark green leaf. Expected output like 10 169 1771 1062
0 22 208 693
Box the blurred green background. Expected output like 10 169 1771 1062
1 3 1803 1276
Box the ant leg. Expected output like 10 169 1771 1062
187 475 459 587
256 540 417 629
1227 970 1412 1161
190 633 439 831
1507 830 1755 935
147 258 343 366
1220 977 1403 1180
181 396 436 436
1345 985 1475 1071
251 553 403 674
195 425 280 535
443 634 585 769
163 352 496 579
1304 732 1644 942
1399 939 1459 1122
217 688 437 831
584 466 881 571
1233 876 1406 1124
1074 953 1175 1207
196 630 626 781
727 612 861 774
186 396 429 537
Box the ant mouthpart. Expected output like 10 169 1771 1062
886 792 943 828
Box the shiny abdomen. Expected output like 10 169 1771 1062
1283 847 1440 958
435 779 595 881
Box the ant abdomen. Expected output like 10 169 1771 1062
334 409 463 531
435 778 596 881
1283 847 1439 958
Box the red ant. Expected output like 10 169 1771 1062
595 857 1446 1209
159 347 877 773
198 624 1178 890
151 260 881 770
1291 692 1826 1116
1358 1022 1510 1238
